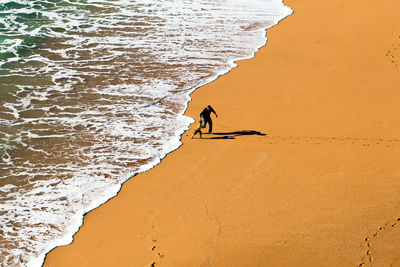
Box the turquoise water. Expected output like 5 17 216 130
0 1 51 61
0 0 88 94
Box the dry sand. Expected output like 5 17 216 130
45 0 400 266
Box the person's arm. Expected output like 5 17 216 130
200 109 205 119
210 107 218 118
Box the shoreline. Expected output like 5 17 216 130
35 6 293 267
45 0 400 266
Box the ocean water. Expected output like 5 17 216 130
0 0 292 265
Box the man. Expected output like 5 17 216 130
200 105 218 134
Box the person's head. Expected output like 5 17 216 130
207 105 212 110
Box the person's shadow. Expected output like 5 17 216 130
201 130 266 139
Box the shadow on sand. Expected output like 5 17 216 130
200 130 266 140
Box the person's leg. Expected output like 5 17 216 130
192 130 198 138
208 118 213 134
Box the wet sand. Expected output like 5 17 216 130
45 0 400 266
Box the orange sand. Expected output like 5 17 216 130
45 0 400 266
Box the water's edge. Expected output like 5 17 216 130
38 5 293 267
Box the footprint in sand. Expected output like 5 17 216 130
360 217 400 266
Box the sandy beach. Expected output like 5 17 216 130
45 0 400 266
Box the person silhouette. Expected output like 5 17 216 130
200 105 218 134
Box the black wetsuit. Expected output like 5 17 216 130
200 106 217 133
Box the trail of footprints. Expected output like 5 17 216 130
359 218 400 266
266 136 400 148
149 238 164 267
147 220 400 267
385 33 400 68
